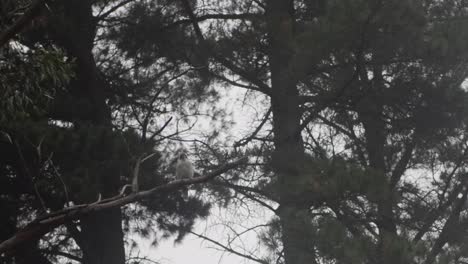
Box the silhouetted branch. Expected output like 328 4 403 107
424 187 468 264
96 0 135 20
390 140 415 189
190 231 268 264
0 157 248 254
41 249 82 262
234 107 272 148
165 13 261 29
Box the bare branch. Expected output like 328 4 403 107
389 140 415 189
212 179 278 212
41 249 82 262
96 0 135 20
234 107 272 148
213 55 272 96
316 114 364 146
49 158 71 206
212 72 271 96
190 231 269 264
0 157 248 254
148 117 173 141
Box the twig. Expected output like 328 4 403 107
234 107 272 148
190 231 268 264
49 157 71 206
14 140 47 212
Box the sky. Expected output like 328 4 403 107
138 87 271 264
92 2 271 262
147 207 266 264
142 198 273 264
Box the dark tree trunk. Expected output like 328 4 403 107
80 210 126 264
266 1 317 264
358 66 400 264
46 1 126 264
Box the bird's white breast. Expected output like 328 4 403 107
176 159 194 179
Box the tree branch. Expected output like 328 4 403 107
212 179 278 212
96 0 135 20
189 231 268 264
41 249 82 262
424 186 468 264
164 13 261 30
234 107 272 148
0 157 248 254
211 72 271 96
389 140 415 189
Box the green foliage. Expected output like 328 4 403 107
3 0 468 263
0 47 73 122
0 1 221 261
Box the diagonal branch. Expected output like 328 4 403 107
390 140 416 189
148 117 173 141
234 107 272 148
413 182 465 243
211 72 271 96
413 148 468 243
190 231 268 264
424 186 468 264
296 68 359 134
0 157 248 254
41 249 82 262
316 114 364 146
212 179 278 212
213 55 272 95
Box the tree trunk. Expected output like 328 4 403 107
80 210 126 264
359 66 400 264
266 1 317 264
46 1 126 264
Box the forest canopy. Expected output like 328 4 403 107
2 1 468 264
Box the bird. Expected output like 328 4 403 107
175 152 194 198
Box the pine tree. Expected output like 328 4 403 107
3 1 468 264
0 0 217 263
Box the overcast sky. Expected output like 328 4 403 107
143 200 273 264
138 88 271 264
